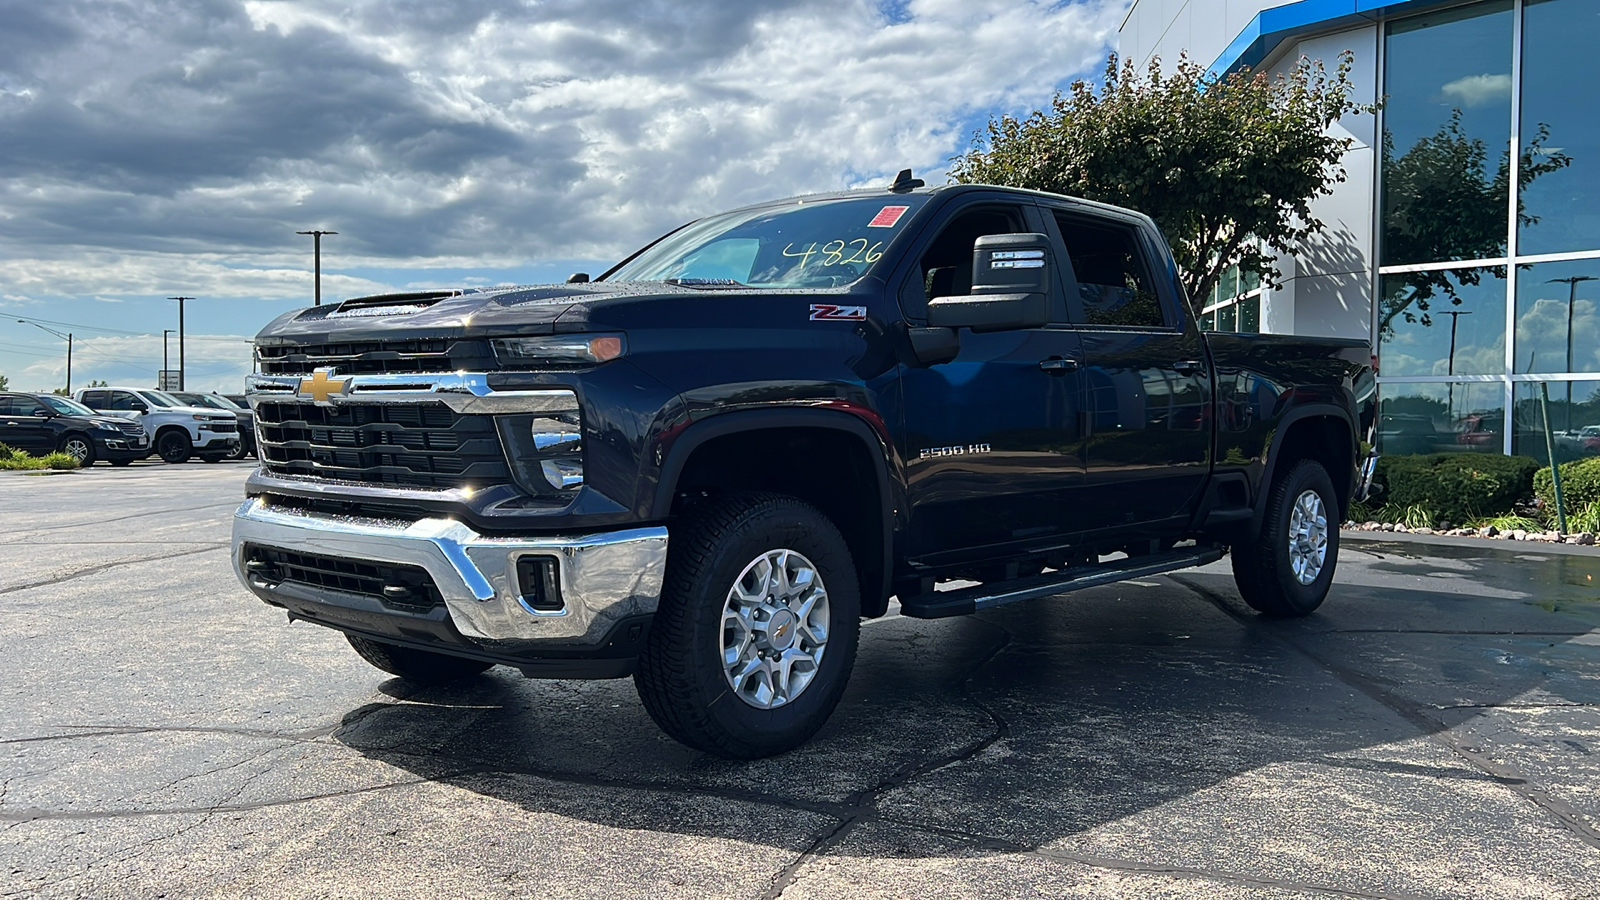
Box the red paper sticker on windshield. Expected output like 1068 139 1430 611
868 205 909 228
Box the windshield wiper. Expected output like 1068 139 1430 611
664 278 746 288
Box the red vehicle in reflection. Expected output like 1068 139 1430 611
1455 412 1499 449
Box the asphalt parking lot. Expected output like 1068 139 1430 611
2 464 1599 899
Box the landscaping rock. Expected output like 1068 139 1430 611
1480 525 1499 537
1509 529 1528 541
1416 527 1435 535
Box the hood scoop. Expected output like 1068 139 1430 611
314 290 464 320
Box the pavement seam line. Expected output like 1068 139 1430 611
759 618 1016 900
1171 574 1600 853
0 545 227 597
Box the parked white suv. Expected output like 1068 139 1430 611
75 386 240 464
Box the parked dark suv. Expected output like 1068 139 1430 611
0 392 150 465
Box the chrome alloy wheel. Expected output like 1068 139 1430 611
62 437 92 462
720 548 831 709
1287 489 1329 585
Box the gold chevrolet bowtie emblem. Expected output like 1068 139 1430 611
298 368 349 404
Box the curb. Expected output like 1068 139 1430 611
1341 528 1600 557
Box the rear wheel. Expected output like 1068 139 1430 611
1231 459 1339 617
635 493 860 759
58 434 96 467
345 635 494 685
156 430 192 464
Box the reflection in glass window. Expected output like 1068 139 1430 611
1238 295 1260 333
1518 0 1594 255
1379 382 1505 456
1218 304 1237 332
1055 214 1165 328
1378 267 1506 376
1381 3 1514 266
1514 260 1600 374
1512 379 1600 465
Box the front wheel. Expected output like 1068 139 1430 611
223 438 248 461
1231 459 1339 617
156 430 192 464
635 493 860 759
345 635 494 685
58 434 96 467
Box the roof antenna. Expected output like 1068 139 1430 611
887 168 924 193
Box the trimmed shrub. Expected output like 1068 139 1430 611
38 452 80 470
1534 456 1600 512
1374 453 1541 526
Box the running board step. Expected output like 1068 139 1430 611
897 547 1225 620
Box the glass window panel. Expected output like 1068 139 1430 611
1218 303 1237 333
1514 259 1600 374
1241 267 1261 292
1379 382 1505 456
1238 295 1261 333
1517 0 1600 255
1200 311 1217 331
1381 2 1514 266
1378 266 1507 376
1219 266 1238 300
1512 379 1600 465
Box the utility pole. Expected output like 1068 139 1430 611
296 230 338 306
162 329 174 387
168 297 194 391
1443 309 1473 414
1547 275 1596 433
17 320 71 393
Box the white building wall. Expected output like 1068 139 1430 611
1119 0 1287 73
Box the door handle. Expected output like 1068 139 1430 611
1039 356 1079 373
1173 359 1204 376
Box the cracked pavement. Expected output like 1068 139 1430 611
2 464 1599 898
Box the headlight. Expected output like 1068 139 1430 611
492 334 626 365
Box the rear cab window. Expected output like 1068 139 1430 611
1050 210 1171 329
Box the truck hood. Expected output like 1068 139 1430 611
253 282 693 345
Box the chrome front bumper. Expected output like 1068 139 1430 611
231 497 668 646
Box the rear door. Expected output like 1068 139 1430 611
0 396 53 453
897 196 1088 563
1042 206 1212 532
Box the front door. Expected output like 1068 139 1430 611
1045 207 1212 532
898 200 1088 563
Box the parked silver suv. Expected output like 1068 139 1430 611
75 386 240 464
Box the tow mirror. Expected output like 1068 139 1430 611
926 233 1052 333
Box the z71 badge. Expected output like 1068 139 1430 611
809 304 867 321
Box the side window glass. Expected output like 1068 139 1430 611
108 392 135 411
81 391 105 409
0 397 13 415
19 398 45 416
901 206 1026 320
1054 213 1166 328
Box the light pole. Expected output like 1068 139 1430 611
16 320 71 394
168 297 194 391
1442 309 1473 415
296 230 338 306
1547 275 1596 433
162 329 175 387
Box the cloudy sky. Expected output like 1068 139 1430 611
0 0 1125 393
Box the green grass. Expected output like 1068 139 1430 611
0 442 80 471
1373 503 1437 529
1474 514 1543 532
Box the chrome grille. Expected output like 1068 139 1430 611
255 400 510 489
256 338 496 376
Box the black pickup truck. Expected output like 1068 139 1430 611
232 174 1376 758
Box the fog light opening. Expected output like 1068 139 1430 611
516 556 564 613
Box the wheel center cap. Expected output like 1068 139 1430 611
764 609 798 651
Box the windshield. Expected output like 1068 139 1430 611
141 390 183 408
41 396 95 416
172 392 238 410
606 195 929 288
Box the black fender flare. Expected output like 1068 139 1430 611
1251 400 1358 534
651 407 897 613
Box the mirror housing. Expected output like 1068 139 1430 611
132 401 149 414
926 233 1052 333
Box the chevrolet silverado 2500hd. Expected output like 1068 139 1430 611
232 175 1376 758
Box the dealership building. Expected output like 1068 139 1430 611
1120 0 1599 460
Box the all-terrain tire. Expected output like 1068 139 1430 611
345 635 494 685
1231 459 1339 617
58 434 96 467
156 429 192 464
634 492 861 759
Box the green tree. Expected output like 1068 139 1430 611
950 53 1371 311
0 374 8 390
